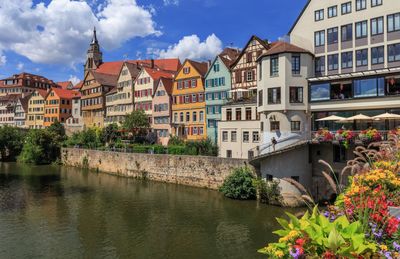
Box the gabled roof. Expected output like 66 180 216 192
73 81 84 90
179 59 209 77
50 87 80 99
92 71 118 87
257 41 313 59
219 47 241 67
0 72 56 87
229 35 272 69
57 81 73 90
105 87 118 96
0 94 21 103
95 61 126 75
36 89 49 98
160 77 174 95
288 0 312 35
19 94 32 111
143 67 175 80
123 62 142 79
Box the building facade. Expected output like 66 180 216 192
0 73 56 97
43 88 76 127
171 60 208 141
205 48 240 143
230 35 271 99
65 94 84 134
152 77 174 146
14 95 30 128
218 100 261 159
0 95 19 126
257 41 314 155
27 89 47 129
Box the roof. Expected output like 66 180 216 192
94 61 125 75
257 41 313 59
219 48 241 67
73 81 84 90
50 87 80 99
159 77 174 95
36 89 48 98
123 62 142 79
229 35 272 69
185 59 209 77
92 71 119 87
288 0 311 35
143 67 175 80
0 94 22 104
105 87 117 96
19 94 31 111
57 81 73 90
0 72 57 87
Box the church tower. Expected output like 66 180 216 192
84 27 103 76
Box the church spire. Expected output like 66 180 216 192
91 27 98 45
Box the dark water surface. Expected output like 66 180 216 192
0 163 296 259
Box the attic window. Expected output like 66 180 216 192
183 67 190 74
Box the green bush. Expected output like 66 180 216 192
254 179 282 205
219 167 257 200
0 126 25 161
167 145 186 155
18 129 60 164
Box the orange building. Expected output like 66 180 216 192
171 59 208 141
44 88 78 127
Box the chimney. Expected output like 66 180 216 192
151 59 155 69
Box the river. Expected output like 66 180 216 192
0 163 297 258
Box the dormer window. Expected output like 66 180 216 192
183 67 190 74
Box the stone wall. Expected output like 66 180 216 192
61 148 251 190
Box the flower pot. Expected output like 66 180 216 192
354 140 363 146
332 140 339 145
389 206 400 218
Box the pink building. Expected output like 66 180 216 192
152 77 174 146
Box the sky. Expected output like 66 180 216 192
0 0 308 85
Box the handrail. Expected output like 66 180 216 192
251 134 307 157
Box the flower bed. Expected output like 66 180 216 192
335 129 357 149
358 128 383 143
313 129 334 143
259 137 400 258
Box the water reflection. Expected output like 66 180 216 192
0 163 297 258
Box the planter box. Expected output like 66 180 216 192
389 206 400 218
354 140 363 146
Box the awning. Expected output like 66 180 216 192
316 115 345 121
373 112 400 120
340 114 372 122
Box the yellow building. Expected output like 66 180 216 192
26 89 47 129
171 60 208 141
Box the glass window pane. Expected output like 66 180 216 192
311 83 330 101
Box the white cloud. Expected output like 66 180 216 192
16 62 24 71
0 0 160 66
150 34 223 61
0 53 6 66
163 0 179 6
68 75 81 85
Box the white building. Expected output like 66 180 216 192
65 94 84 134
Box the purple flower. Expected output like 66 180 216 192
373 228 383 240
384 251 392 259
323 211 330 218
394 241 400 252
289 248 301 259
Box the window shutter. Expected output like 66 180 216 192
189 95 192 103
179 96 183 104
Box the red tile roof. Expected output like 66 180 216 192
92 71 119 87
144 67 175 80
261 41 313 57
73 81 84 90
51 87 80 99
159 77 174 95
187 60 209 77
0 72 57 88
36 89 49 98
57 81 73 90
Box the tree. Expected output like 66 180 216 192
219 167 257 200
0 126 25 161
47 120 66 143
122 110 150 134
101 123 120 145
18 129 60 164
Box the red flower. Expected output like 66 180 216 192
295 238 305 247
386 217 400 236
323 251 335 259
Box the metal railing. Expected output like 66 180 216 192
250 134 307 157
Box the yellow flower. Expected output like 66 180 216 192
379 244 388 251
274 251 284 258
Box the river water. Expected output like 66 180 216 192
0 163 296 259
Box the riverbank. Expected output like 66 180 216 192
61 148 252 190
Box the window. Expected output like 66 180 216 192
226 109 232 121
314 30 325 47
341 51 353 68
183 67 190 74
328 54 339 70
226 150 232 158
310 83 330 101
246 70 253 82
213 64 219 72
388 43 400 62
199 111 204 122
235 108 242 120
328 6 337 18
333 145 346 163
292 55 300 74
174 113 178 122
248 151 254 160
355 21 368 38
356 0 366 11
341 2 352 14
341 24 353 42
192 111 197 122
315 9 324 21
235 71 242 83
289 87 303 103
243 131 250 142
191 79 197 88
356 49 368 66
246 52 253 63
180 112 184 122
371 17 384 35
327 27 338 45
252 131 259 142
245 108 252 120
371 46 384 64
371 0 382 7
353 77 385 98
315 56 325 73
388 13 400 32
231 131 237 142
222 131 228 142
270 121 280 131
270 56 279 76
268 88 281 104
258 90 263 106
192 94 197 102
186 112 190 122
291 121 301 132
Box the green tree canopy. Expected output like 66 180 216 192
122 110 150 133
0 126 25 161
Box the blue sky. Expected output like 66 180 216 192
0 0 307 84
